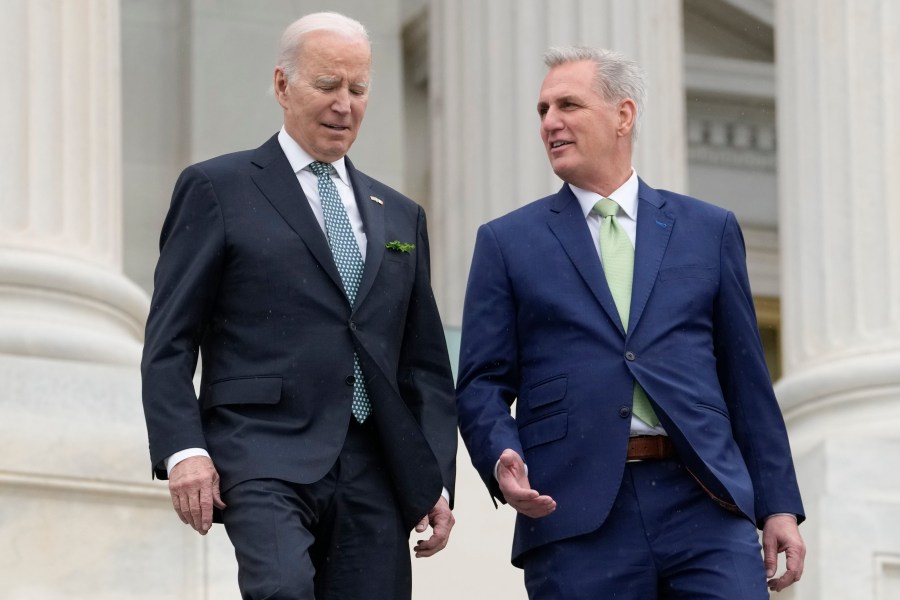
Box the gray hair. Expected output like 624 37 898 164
544 46 646 140
278 12 370 84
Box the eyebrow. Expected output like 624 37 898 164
315 76 369 89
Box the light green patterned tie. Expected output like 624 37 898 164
594 197 659 427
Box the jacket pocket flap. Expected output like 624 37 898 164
203 376 282 409
658 265 714 281
519 412 568 450
527 376 568 410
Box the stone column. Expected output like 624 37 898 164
0 2 226 598
0 0 147 364
429 0 685 326
775 1 900 598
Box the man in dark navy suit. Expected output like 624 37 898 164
141 12 456 599
456 45 805 598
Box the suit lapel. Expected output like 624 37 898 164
629 179 674 333
346 157 384 309
249 135 344 294
547 184 625 335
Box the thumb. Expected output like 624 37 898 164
499 450 523 472
762 533 778 578
415 515 429 533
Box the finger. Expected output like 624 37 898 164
413 528 450 557
171 493 189 525
501 484 540 502
769 547 804 592
413 528 445 557
187 488 204 534
768 569 800 593
199 484 214 533
784 544 806 577
512 495 557 518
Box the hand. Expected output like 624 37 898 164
413 496 455 558
762 514 806 592
497 448 556 518
168 455 227 535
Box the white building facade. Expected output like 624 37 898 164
1 0 898 598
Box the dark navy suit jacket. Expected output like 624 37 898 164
141 134 457 530
456 179 803 565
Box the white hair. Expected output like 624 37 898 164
544 46 646 140
277 12 370 83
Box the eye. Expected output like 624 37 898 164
350 87 367 96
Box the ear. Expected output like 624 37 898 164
617 98 637 138
274 67 289 109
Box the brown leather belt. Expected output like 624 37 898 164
627 435 675 461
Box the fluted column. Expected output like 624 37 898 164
0 0 147 364
0 2 187 597
775 1 900 597
429 0 685 325
775 0 900 445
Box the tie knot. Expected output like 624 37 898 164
309 160 333 178
593 197 620 218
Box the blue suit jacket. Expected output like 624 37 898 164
141 134 457 530
456 179 804 565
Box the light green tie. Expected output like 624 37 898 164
594 198 659 427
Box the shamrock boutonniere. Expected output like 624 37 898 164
386 240 415 253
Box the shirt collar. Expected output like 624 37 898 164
570 169 639 220
277 126 350 186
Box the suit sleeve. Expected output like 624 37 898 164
396 206 458 502
456 223 524 502
140 165 225 479
713 212 805 526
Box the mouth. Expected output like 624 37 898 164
323 123 350 132
550 140 572 150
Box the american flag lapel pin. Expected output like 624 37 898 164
369 195 383 205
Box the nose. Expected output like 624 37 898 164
541 106 563 134
332 87 351 114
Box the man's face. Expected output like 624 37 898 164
275 31 370 162
537 60 632 191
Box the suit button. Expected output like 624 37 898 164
619 406 631 418
625 351 636 361
345 375 356 386
349 321 357 331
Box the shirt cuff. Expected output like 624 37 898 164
765 513 798 522
164 448 210 476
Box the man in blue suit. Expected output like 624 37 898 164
456 46 806 598
141 12 457 599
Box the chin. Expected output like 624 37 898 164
317 145 349 160
549 163 572 182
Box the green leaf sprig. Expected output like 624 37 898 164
385 240 415 253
